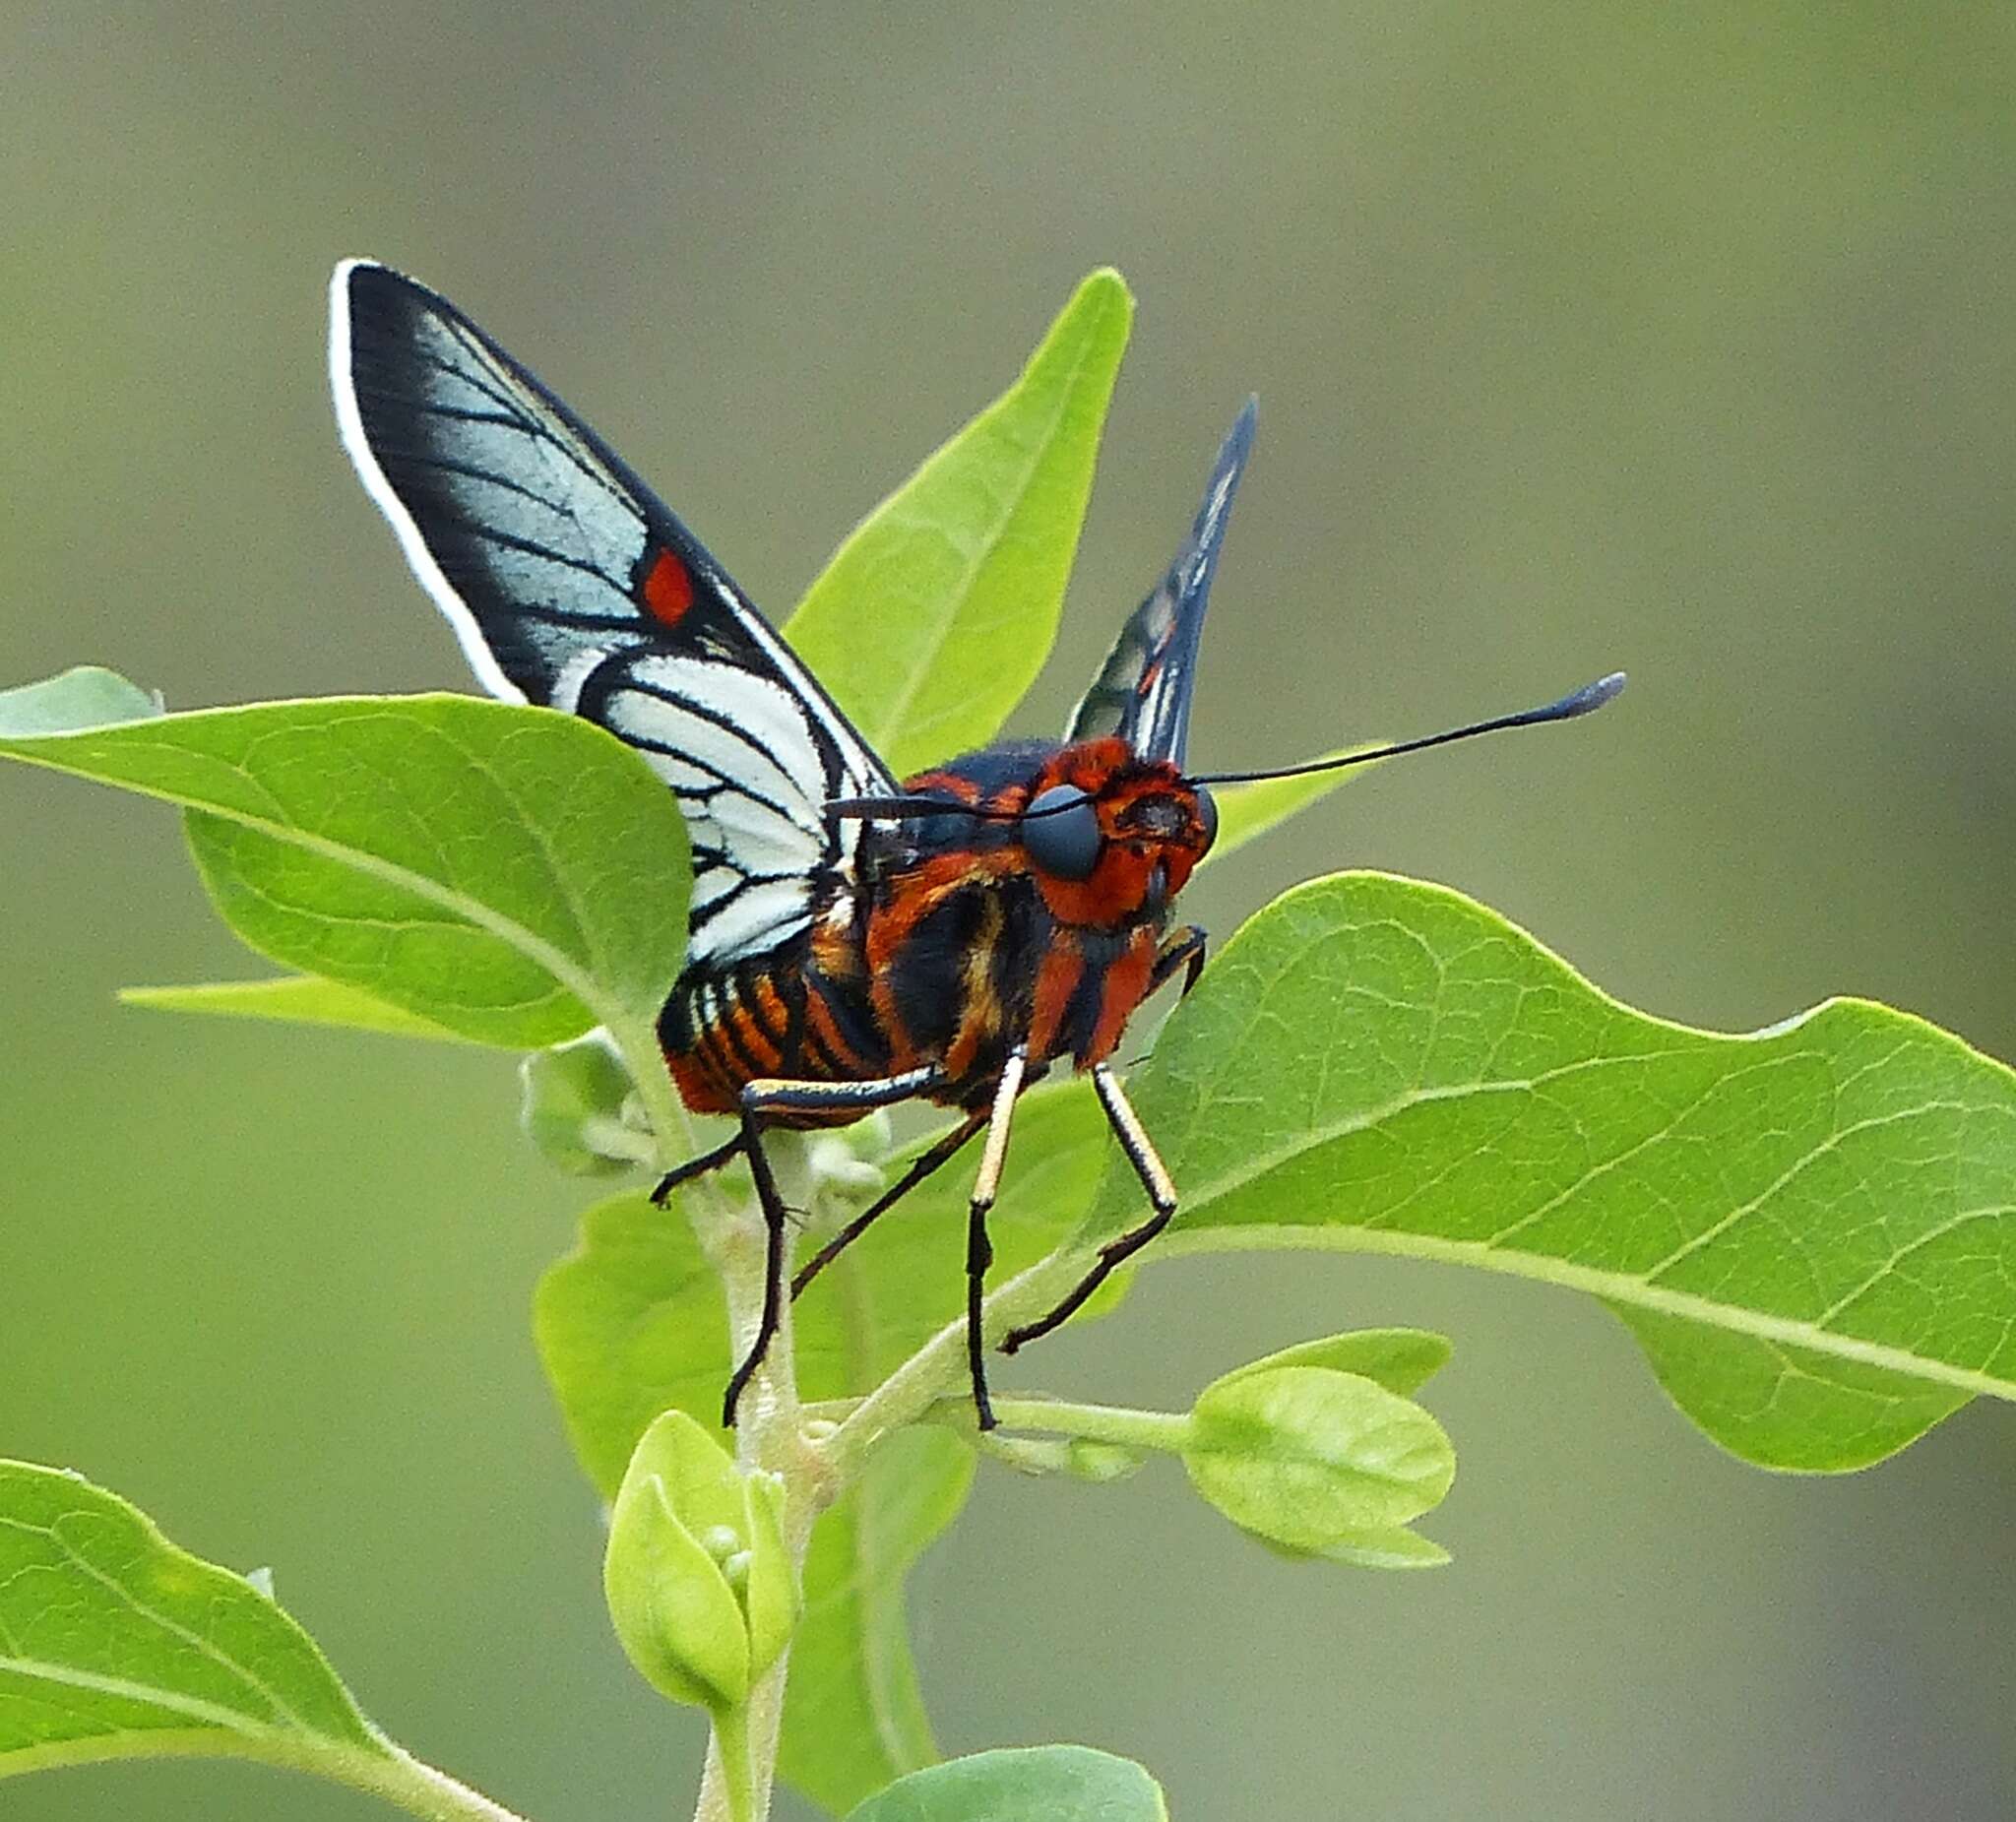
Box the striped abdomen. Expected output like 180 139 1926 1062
659 923 893 1119
659 863 1165 1115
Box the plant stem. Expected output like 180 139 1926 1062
929 1394 1192 1455
824 1241 1097 1480
0 1738 535 1822
688 1132 832 1822
700 1706 755 1822
600 1013 810 1822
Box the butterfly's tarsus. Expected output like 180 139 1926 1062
1151 924 1209 999
722 1104 789 1428
651 1130 747 1206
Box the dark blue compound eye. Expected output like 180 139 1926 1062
1194 785 1219 853
1023 785 1103 880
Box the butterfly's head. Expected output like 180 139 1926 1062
1015 737 1217 927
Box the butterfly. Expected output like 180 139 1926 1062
331 260 1621 1429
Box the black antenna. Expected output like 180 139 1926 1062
1183 671 1626 788
826 793 1012 822
824 670 1626 822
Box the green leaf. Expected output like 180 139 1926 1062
1214 1327 1452 1398
0 1463 531 1819
1307 1526 1452 1571
783 1428 973 1816
0 1460 380 1776
1201 751 1360 869
783 271 1133 777
535 1081 1111 1813
0 665 161 735
119 974 478 1043
1613 1311 1969 1474
0 682 689 1049
1183 1366 1455 1553
1110 870 2016 1472
843 1745 1167 1822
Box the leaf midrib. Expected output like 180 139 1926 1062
1154 1224 2016 1404
0 742 616 1031
0 1654 300 1737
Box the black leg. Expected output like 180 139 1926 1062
1001 1064 1176 1355
966 1193 994 1430
791 1106 989 1297
963 1048 1029 1430
716 1064 946 1427
722 1107 788 1428
1150 923 1209 998
651 1130 747 1207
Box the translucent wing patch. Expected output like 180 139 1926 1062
1067 398 1256 767
331 260 897 967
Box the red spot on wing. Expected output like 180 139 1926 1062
642 545 695 626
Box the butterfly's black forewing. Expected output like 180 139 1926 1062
1067 398 1255 768
332 260 898 968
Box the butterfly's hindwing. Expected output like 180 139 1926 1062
332 260 898 967
1067 398 1256 766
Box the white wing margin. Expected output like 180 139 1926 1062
331 258 897 967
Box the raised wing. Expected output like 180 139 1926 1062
331 260 897 969
1067 398 1255 767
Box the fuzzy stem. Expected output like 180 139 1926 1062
688 1131 836 1822
599 1012 810 1822
928 1393 1192 1455
698 1705 755 1822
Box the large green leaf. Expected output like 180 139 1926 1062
535 1082 1111 1814
843 1746 1166 1822
0 1464 521 1820
783 271 1132 778
1108 871 2016 1471
0 1460 381 1777
119 974 479 1043
0 675 688 1049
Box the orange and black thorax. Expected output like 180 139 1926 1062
659 735 1214 1115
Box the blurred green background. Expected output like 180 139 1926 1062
5 4 2014 1817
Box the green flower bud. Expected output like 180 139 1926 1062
1182 1365 1455 1560
602 1412 801 1713
699 1525 743 1563
520 1033 642 1177
842 1107 896 1163
738 1467 795 1678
